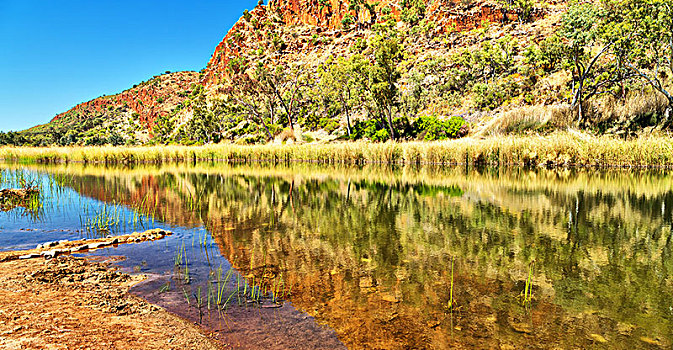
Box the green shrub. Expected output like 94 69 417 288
319 117 340 133
372 129 390 142
414 115 468 140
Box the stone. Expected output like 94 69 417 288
510 322 532 334
87 242 108 249
41 250 59 259
639 337 662 346
70 245 89 252
19 253 40 260
616 322 635 336
380 293 399 303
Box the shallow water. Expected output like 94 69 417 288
1 163 672 349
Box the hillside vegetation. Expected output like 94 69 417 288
3 0 673 146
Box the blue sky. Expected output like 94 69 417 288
0 0 258 132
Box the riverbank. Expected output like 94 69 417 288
0 255 223 350
0 231 225 350
3 131 673 167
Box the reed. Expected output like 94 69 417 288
520 262 535 307
4 132 673 167
447 257 455 311
83 203 122 236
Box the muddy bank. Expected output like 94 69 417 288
0 253 224 350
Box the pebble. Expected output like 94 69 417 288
590 334 608 343
639 337 662 346
510 322 532 334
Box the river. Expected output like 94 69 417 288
1 163 671 349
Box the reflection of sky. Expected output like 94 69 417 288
3 165 673 348
1 170 84 250
0 168 346 349
0 169 227 279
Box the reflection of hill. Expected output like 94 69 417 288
14 163 673 348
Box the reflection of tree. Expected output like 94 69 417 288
42 164 673 347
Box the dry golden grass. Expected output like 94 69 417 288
478 104 573 136
594 91 668 125
2 131 673 167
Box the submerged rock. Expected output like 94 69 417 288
590 334 608 343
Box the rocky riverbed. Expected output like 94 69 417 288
0 230 226 349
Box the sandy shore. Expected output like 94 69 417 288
0 231 226 350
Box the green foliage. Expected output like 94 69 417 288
498 0 536 23
472 76 521 110
84 135 106 146
351 115 467 142
227 56 249 75
341 13 355 29
414 115 467 141
108 132 124 146
370 21 403 140
605 0 673 123
401 0 426 26
524 35 567 72
454 36 519 84
0 131 27 146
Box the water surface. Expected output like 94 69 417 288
1 163 671 349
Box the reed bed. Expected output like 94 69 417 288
3 132 673 167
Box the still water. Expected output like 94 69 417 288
0 163 671 349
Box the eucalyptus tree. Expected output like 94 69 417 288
317 56 366 137
609 0 673 127
561 2 611 124
222 72 275 140
255 62 311 132
369 19 403 140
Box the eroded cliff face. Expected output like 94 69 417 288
51 71 199 130
202 0 544 87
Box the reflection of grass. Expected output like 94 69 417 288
0 170 43 219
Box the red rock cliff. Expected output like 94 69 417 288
202 0 540 87
51 71 199 130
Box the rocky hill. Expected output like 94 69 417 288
27 71 199 145
202 0 551 86
18 0 610 146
